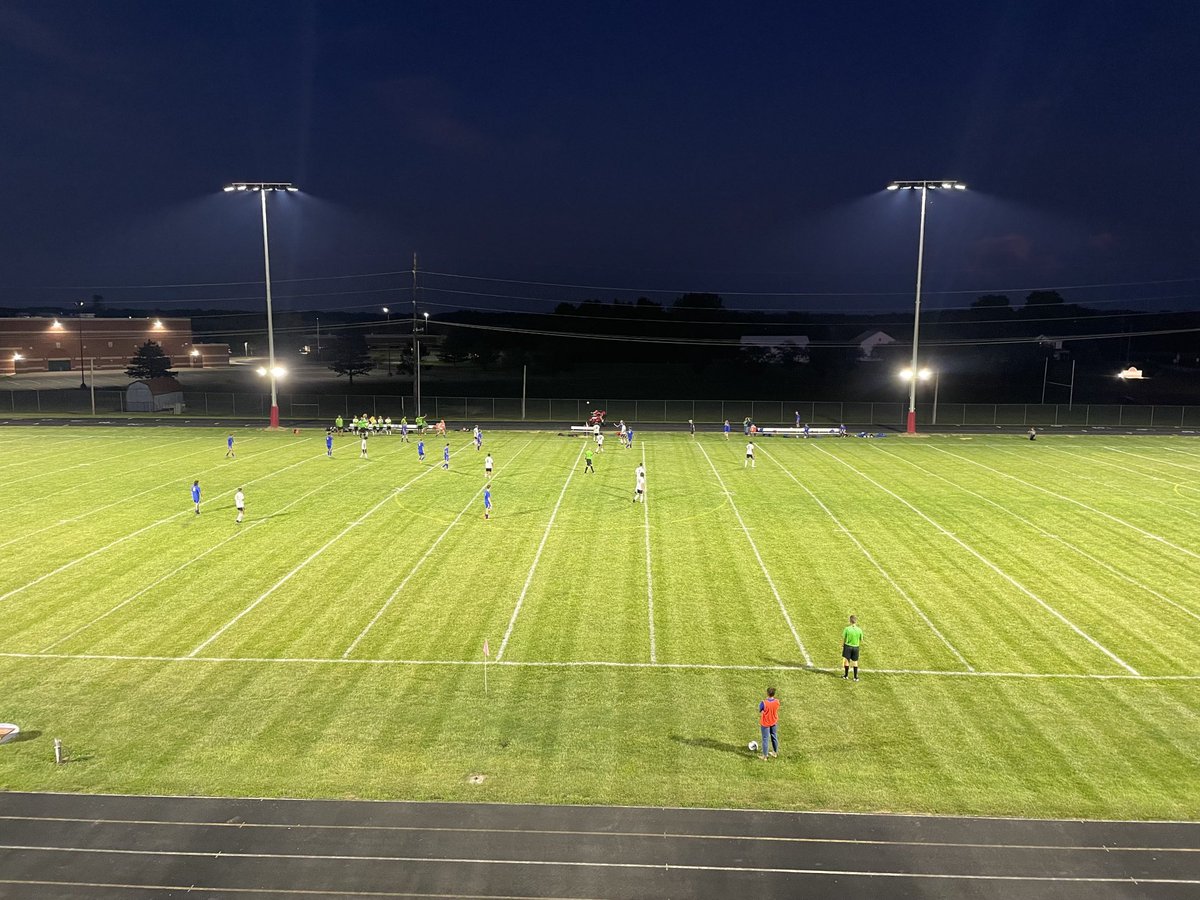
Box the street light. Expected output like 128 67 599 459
224 181 297 428
888 179 966 433
899 367 940 425
383 307 391 375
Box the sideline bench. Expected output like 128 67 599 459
758 426 845 437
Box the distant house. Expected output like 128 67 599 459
853 330 896 361
739 335 810 364
126 376 184 412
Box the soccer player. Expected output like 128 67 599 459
723 419 731 440
803 423 810 439
688 418 695 436
234 487 245 524
473 425 482 450
483 483 492 520
191 480 201 515
225 434 235 458
417 439 425 461
758 687 779 760
360 434 368 459
626 427 634 449
484 453 493 477
633 463 646 502
842 615 863 681
745 440 755 468
795 410 801 427
325 432 334 457
442 444 450 470
400 417 409 442
1028 426 1038 441
838 423 847 438
584 447 594 473
597 432 605 453
593 422 601 442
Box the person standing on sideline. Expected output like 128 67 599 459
795 410 801 427
191 480 201 515
584 447 595 473
842 615 864 681
225 434 235 458
803 423 810 439
325 432 334 457
745 440 755 468
335 415 344 432
483 483 492 520
442 443 451 470
484 453 493 477
634 463 646 502
417 438 425 461
688 418 696 436
758 687 779 760
360 433 369 459
724 419 731 440
234 487 245 524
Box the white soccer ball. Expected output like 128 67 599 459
748 740 758 752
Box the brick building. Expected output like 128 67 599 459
0 317 197 375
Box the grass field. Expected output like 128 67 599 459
1 425 1198 820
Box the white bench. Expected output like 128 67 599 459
570 425 598 433
758 426 845 437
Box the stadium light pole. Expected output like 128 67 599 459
76 300 87 389
887 180 965 433
382 307 392 375
223 181 298 428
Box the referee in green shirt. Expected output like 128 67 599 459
842 615 863 681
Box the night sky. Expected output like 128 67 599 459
2 1 1198 316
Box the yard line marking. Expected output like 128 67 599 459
930 446 1200 563
1108 446 1200 474
496 444 585 661
0 449 328 606
761 446 972 671
3 844 1200 885
188 459 448 658
814 446 1139 675
3 650 1199 680
642 442 656 663
877 445 1200 626
343 440 534 658
695 442 812 666
39 446 399 653
0 434 210 486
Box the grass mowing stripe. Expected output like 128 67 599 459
642 441 655 663
875 444 1200 627
187 453 454 658
495 443 585 662
761 444 973 671
814 444 1139 675
694 441 813 667
931 445 1200 563
342 439 534 658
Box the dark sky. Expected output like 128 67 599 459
2 0 1198 317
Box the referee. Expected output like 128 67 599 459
842 615 863 681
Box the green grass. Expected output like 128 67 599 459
1 426 1198 820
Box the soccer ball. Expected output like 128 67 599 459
748 740 758 752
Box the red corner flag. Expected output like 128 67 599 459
483 638 490 658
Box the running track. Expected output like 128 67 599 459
0 792 1196 898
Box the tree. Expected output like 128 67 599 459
125 340 175 380
971 294 1011 311
327 334 375 384
1024 290 1065 308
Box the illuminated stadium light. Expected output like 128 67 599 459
1117 366 1145 380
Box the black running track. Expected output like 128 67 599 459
0 792 1196 899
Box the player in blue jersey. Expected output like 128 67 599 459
473 425 483 450
325 432 333 457
225 434 235 458
483 483 492 520
442 444 451 470
626 427 634 449
191 480 201 515
724 419 732 439
400 417 409 442
417 439 425 461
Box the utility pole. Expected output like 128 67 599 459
412 251 421 416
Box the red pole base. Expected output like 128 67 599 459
269 405 280 429
906 410 917 434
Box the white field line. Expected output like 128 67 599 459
3 650 1199 682
0 435 130 475
642 442 656 663
187 453 450 658
0 449 328 606
695 442 813 666
0 440 297 553
342 439 534 658
0 434 210 486
495 444 585 661
38 445 401 653
930 445 1200 563
873 445 1200 627
813 445 1138 675
1108 446 1200 474
760 445 973 671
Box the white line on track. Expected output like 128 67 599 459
0 448 328 606
642 442 656 662
342 440 533 658
187 454 450 658
695 442 812 666
495 444 584 661
930 445 1200 564
2 649 1198 680
813 445 1139 675
874 444 1200 626
760 445 973 671
2 844 1198 885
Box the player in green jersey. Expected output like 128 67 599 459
842 615 863 681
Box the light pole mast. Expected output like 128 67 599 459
223 181 297 428
412 251 421 417
887 180 966 434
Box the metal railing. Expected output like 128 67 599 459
3 389 1200 428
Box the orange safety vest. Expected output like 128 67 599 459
759 697 779 727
